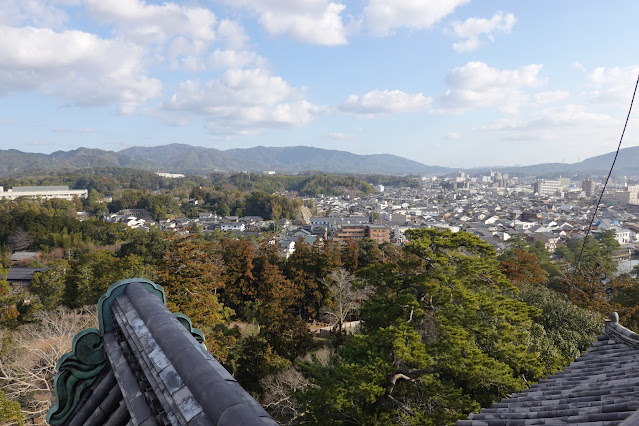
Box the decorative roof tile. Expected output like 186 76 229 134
48 279 277 426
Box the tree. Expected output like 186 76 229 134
7 228 32 252
0 266 20 328
154 237 235 362
0 390 23 425
0 307 96 425
320 269 372 340
298 229 558 425
219 239 256 312
30 259 68 310
118 228 168 263
499 248 549 287
254 255 310 361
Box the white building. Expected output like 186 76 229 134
0 186 88 201
220 223 245 232
156 172 185 179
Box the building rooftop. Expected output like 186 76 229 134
47 278 276 426
457 312 639 426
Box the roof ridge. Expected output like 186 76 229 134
605 312 639 349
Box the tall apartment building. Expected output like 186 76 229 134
582 179 596 197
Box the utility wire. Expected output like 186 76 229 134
571 73 639 284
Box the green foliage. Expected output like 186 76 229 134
244 191 302 220
299 229 571 424
0 201 129 252
517 285 601 371
233 335 291 396
30 259 68 310
555 230 620 280
0 390 23 425
118 228 168 263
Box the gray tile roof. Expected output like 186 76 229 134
48 279 277 426
457 313 639 426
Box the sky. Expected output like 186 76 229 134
2 1 639 168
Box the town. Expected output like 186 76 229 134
89 173 639 259
3 172 639 267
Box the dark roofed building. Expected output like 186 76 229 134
2 267 48 292
458 312 639 426
47 278 277 426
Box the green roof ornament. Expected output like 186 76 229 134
47 279 205 426
97 278 165 333
46 328 107 425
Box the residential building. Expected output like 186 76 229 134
533 180 561 196
582 179 596 197
333 224 390 243
0 186 88 201
612 184 639 205
155 172 185 178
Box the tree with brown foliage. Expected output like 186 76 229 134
219 238 256 311
0 307 96 425
154 236 235 361
499 248 549 287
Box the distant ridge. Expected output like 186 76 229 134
472 146 639 176
0 144 450 175
2 144 639 176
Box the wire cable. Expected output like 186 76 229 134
571 73 639 285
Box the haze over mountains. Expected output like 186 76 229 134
1 144 638 176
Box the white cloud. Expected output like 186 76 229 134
219 0 348 45
573 61 587 72
166 69 322 133
204 101 323 135
534 90 570 105
478 104 618 151
452 36 480 53
474 104 623 164
340 89 432 115
208 49 263 69
167 69 298 111
53 127 96 133
446 131 460 140
450 11 515 52
0 25 161 114
85 0 221 70
327 132 351 140
484 105 613 130
364 0 469 36
85 0 216 44
217 19 249 49
439 61 544 114
0 0 71 29
586 65 639 105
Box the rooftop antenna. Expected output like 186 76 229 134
571 73 639 288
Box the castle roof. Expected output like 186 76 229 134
458 312 639 426
47 279 276 426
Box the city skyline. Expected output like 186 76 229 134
2 1 639 168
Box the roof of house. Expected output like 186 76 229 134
457 312 639 426
4 267 48 281
47 279 276 426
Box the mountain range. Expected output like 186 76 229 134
1 144 638 176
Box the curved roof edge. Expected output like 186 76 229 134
604 311 639 349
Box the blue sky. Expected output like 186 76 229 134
2 0 639 168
